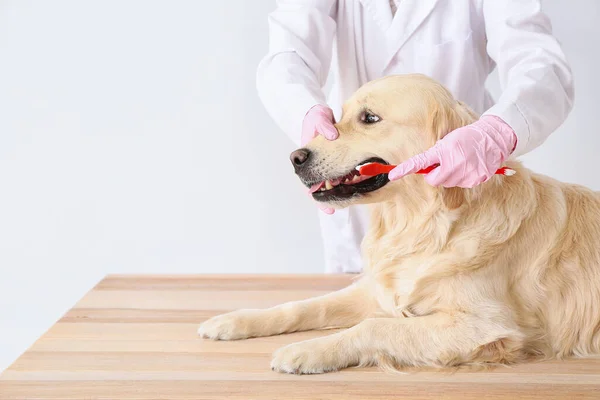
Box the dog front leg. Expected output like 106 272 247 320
198 280 375 340
271 313 522 374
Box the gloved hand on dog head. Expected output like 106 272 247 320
302 105 338 214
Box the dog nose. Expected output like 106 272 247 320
290 148 311 170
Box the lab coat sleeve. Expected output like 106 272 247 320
256 0 337 146
481 0 574 158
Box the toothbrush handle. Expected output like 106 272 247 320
359 163 515 177
417 164 515 176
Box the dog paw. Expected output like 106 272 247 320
270 339 344 374
198 310 257 340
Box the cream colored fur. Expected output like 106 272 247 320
198 74 600 374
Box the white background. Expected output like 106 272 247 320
0 0 598 371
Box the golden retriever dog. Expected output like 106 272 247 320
198 74 600 374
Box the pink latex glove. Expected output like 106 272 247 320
388 115 517 188
315 201 335 215
301 105 339 146
302 105 339 214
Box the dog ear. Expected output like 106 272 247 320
434 100 478 140
430 100 477 210
453 100 479 125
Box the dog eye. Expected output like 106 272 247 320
360 112 381 124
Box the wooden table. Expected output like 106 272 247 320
2 275 600 399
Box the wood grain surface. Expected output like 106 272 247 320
1 274 600 399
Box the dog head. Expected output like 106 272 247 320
290 74 477 209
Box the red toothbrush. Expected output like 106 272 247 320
358 163 516 177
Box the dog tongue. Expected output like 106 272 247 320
309 182 325 194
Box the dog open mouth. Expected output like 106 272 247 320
310 157 390 202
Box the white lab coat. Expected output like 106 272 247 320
257 0 574 273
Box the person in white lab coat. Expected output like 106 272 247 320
256 0 574 273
